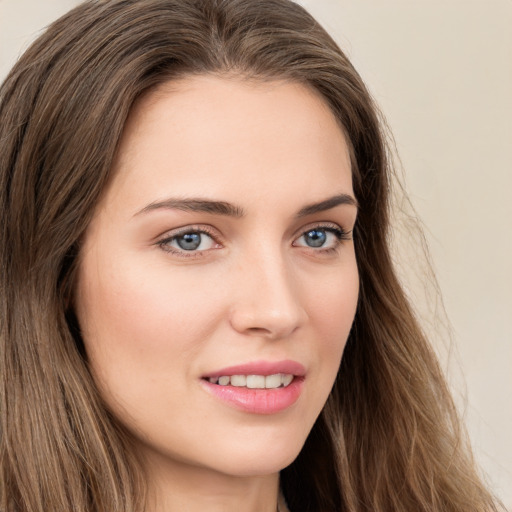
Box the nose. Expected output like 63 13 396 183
229 250 307 340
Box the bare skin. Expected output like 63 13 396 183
75 75 359 512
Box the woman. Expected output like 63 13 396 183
0 0 501 511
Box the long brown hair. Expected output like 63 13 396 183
0 1 500 511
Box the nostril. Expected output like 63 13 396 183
247 327 271 334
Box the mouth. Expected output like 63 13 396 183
204 373 295 389
200 360 305 414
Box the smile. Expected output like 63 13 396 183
206 373 294 389
201 360 305 414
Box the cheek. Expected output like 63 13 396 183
75 252 222 398
309 259 359 342
302 257 359 399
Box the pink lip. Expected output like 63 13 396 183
202 359 306 378
200 360 306 415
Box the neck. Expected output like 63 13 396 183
143 454 281 512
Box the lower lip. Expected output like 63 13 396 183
201 378 304 414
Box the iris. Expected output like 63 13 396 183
304 229 327 248
177 232 202 250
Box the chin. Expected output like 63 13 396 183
202 430 307 478
213 450 300 478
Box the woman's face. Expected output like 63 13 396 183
75 75 359 479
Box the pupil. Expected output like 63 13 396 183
305 229 326 247
177 233 201 250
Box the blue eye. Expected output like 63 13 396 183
159 229 218 255
176 232 202 251
303 229 328 248
294 225 349 251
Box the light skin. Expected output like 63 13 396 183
75 75 359 512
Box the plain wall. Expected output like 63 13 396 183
1 0 511 507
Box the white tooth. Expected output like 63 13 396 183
230 375 247 387
208 377 218 384
218 376 230 386
246 375 266 389
282 374 294 387
265 374 283 389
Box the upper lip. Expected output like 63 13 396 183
203 359 306 378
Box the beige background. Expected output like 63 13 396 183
1 0 510 507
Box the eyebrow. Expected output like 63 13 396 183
296 193 358 217
136 198 245 217
135 193 357 218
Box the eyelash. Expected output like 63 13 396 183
294 224 352 255
157 225 220 258
156 223 352 259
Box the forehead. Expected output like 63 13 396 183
105 74 353 214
